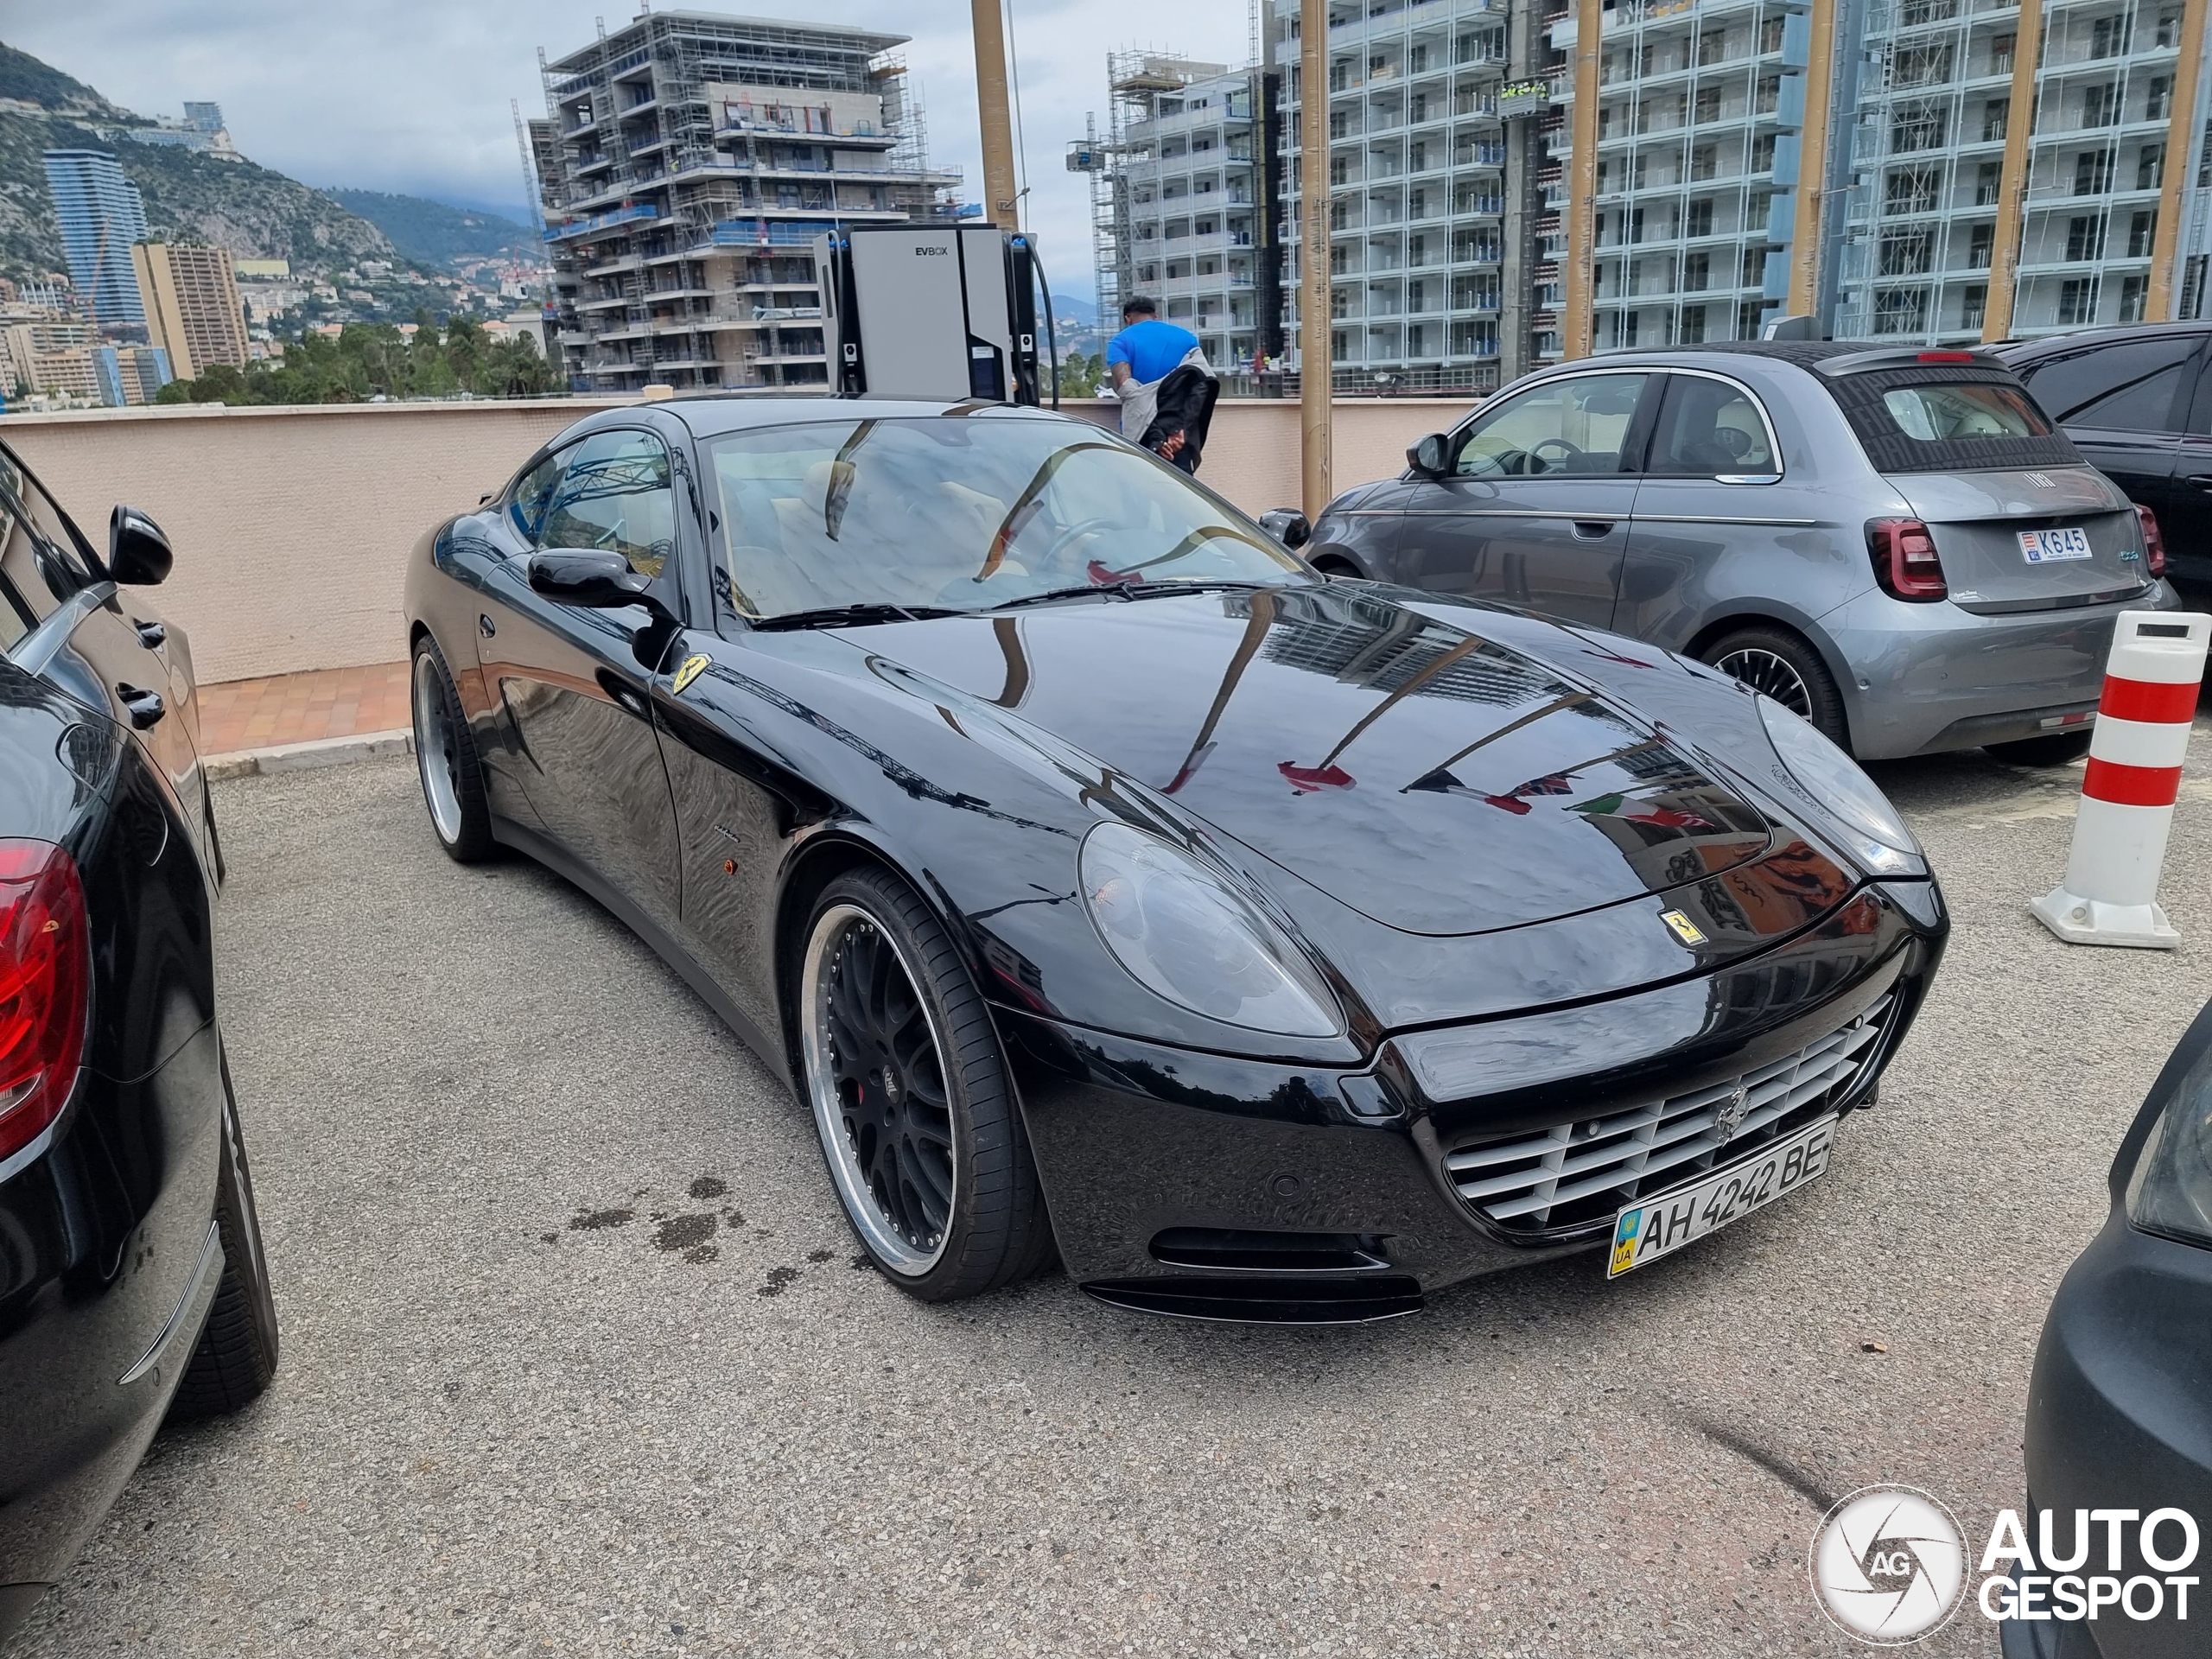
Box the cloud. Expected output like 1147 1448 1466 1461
6 1 1250 304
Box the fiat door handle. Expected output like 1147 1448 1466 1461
133 619 166 648
118 683 166 729
1573 520 1617 537
479 613 498 638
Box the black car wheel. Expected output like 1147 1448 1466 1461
1985 730 2094 766
410 637 494 862
1701 626 1851 750
170 1053 279 1419
797 868 1053 1301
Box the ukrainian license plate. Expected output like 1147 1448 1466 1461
1605 1116 1835 1279
2018 526 2092 563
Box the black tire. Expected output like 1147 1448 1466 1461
1699 626 1852 751
170 1053 279 1419
410 635 496 862
1985 730 2093 766
796 868 1055 1302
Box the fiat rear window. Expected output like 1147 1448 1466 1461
1881 383 2050 442
1824 365 2082 474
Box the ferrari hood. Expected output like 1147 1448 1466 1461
845 584 1773 937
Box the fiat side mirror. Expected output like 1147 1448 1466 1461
108 505 173 586
1257 508 1311 550
1408 433 1452 478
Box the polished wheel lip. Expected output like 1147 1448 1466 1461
1714 646 1813 720
800 901 957 1278
411 652 464 844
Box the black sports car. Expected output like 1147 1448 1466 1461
405 398 1947 1320
0 442 279 1640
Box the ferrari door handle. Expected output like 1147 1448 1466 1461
2189 474 2212 493
118 683 166 729
479 613 498 638
133 619 166 648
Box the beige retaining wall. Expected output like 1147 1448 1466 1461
3 393 1466 686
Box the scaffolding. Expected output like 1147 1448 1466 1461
1068 53 1231 322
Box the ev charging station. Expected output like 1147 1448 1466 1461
812 226 1044 406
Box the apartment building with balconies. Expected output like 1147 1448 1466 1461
536 10 961 393
1834 0 2212 343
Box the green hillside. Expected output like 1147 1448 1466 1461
0 37 398 283
324 189 538 264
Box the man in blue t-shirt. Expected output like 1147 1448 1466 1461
1105 296 1204 464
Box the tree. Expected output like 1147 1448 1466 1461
1057 350 1104 399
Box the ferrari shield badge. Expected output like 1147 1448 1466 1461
671 653 710 695
1659 908 1706 946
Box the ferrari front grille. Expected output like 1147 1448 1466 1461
1443 994 1895 1236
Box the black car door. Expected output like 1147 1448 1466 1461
476 426 686 938
2017 333 2203 582
2175 345 2212 587
0 453 212 874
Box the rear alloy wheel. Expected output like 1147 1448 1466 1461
798 869 1053 1300
1985 730 2094 766
410 637 495 861
1700 626 1851 751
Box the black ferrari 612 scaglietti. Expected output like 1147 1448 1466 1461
406 398 1947 1322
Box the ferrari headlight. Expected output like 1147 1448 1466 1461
2126 1048 2212 1250
1756 696 1923 875
1079 822 1343 1038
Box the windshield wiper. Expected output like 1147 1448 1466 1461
987 578 1279 613
750 602 963 632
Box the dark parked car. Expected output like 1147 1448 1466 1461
1994 323 2212 589
2006 997 2212 1659
407 397 1946 1323
0 447 277 1642
1303 344 2178 765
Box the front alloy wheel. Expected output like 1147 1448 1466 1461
796 869 1054 1300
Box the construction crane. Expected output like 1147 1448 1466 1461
511 99 543 235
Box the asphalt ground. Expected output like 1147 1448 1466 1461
16 716 2212 1659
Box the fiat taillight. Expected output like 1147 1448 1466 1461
2137 505 2167 580
0 840 89 1165
1867 518 1948 602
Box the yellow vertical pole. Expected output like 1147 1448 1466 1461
1982 0 2045 342
1563 0 1603 358
971 0 1021 228
1788 0 1839 318
1300 0 1333 520
2149 0 2209 317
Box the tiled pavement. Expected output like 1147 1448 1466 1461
194 661 410 758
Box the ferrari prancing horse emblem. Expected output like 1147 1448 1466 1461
671 654 709 695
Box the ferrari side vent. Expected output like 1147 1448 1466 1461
1444 994 1895 1238
1149 1228 1391 1274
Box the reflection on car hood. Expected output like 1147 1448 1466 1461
851 584 1772 936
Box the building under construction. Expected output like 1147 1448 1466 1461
535 10 962 392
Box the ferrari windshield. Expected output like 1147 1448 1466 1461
702 416 1309 620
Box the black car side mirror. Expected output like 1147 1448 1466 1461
528 549 668 616
1408 433 1452 478
108 506 173 586
1257 508 1311 550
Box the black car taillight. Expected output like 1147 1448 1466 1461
0 840 88 1164
1867 518 1948 602
2137 504 2167 580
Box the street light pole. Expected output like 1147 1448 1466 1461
1299 0 1332 523
971 0 1021 229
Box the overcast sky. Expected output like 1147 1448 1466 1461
8 1 1253 308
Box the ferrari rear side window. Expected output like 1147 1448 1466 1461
703 416 1304 621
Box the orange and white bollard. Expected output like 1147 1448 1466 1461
2031 611 2210 949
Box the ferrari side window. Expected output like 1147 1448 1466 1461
537 430 676 579
509 451 566 544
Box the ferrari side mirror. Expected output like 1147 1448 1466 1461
1257 508 1311 550
108 505 174 586
528 549 670 620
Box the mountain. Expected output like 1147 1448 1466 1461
323 188 541 265
0 38 397 283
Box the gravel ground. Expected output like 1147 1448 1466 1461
15 720 2212 1659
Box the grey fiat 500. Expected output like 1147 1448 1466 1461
1304 342 2181 762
